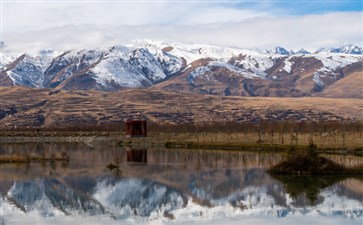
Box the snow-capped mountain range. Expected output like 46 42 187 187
0 41 362 97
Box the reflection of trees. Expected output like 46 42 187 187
271 175 354 205
147 149 283 170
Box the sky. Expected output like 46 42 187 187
0 0 362 53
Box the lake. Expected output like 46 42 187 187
0 143 362 225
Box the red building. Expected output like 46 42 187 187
125 119 147 137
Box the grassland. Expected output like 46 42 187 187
0 87 362 130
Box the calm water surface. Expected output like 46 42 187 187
0 143 362 225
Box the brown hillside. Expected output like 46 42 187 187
0 86 362 129
317 70 363 99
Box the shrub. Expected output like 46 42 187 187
307 143 318 159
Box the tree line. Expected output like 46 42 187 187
1 120 361 134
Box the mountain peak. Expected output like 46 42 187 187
296 48 311 54
266 46 290 55
315 44 362 54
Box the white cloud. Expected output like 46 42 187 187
1 1 362 53
180 7 271 25
2 1 267 32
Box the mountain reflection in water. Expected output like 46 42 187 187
0 143 362 225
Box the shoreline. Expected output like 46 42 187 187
163 142 363 156
0 131 362 156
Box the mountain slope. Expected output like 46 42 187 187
317 62 363 98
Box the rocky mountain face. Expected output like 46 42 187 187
1 41 362 98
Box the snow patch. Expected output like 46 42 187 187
283 58 293 73
209 61 263 78
187 66 211 85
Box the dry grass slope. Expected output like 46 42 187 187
0 86 362 130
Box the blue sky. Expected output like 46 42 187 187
1 0 362 52
231 0 363 14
